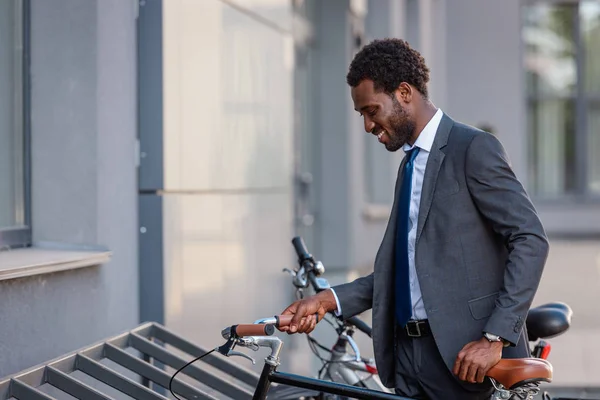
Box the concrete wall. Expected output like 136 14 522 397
443 0 527 182
0 0 19 228
151 0 300 374
312 0 354 270
297 0 405 274
347 0 408 272
0 0 139 377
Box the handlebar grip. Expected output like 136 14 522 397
275 315 293 328
233 324 275 337
292 236 312 262
346 316 373 338
274 314 316 328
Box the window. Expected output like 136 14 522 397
0 0 30 249
524 0 600 199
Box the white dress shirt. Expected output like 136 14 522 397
331 108 444 321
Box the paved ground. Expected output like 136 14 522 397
286 238 600 396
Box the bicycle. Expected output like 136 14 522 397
282 236 391 395
283 236 576 399
168 237 578 400
209 315 553 400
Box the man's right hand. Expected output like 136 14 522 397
279 289 338 334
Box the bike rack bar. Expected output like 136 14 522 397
10 380 55 400
46 366 114 400
104 343 217 400
0 322 261 399
129 332 254 399
76 355 168 400
150 323 260 387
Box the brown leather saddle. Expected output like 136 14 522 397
487 358 553 389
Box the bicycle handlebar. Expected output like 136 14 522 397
292 236 312 263
346 316 373 338
290 236 374 338
232 324 275 337
223 315 308 340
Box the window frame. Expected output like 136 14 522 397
524 0 600 202
0 0 31 250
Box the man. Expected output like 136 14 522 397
279 38 549 399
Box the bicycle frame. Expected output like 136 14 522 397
216 330 406 400
320 327 390 391
217 327 561 400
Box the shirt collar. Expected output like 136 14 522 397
403 108 444 154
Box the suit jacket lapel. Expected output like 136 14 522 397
416 114 454 244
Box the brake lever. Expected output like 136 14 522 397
227 350 256 365
217 337 257 364
293 265 308 288
283 267 309 289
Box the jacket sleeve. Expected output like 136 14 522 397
465 132 549 345
331 273 374 319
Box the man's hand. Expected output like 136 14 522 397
453 337 503 383
279 289 338 334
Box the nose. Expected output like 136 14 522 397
363 116 375 134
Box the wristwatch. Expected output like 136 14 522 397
484 332 510 347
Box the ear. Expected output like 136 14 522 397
394 82 413 104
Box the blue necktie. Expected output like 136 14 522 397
395 147 420 326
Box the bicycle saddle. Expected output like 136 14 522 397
526 302 572 341
487 358 552 389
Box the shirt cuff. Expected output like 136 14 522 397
329 288 342 317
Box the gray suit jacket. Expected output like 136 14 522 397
333 114 549 388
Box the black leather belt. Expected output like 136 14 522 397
399 319 431 338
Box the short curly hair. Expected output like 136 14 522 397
346 38 430 98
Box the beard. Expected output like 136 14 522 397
384 97 416 152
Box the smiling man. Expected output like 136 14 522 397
280 38 549 399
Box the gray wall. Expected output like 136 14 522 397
0 0 138 377
443 0 527 182
442 1 600 236
312 0 354 270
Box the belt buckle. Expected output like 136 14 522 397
406 321 421 338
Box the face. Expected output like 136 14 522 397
351 80 416 152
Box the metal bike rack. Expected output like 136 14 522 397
0 322 266 399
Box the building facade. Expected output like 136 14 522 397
0 0 598 382
0 0 139 378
